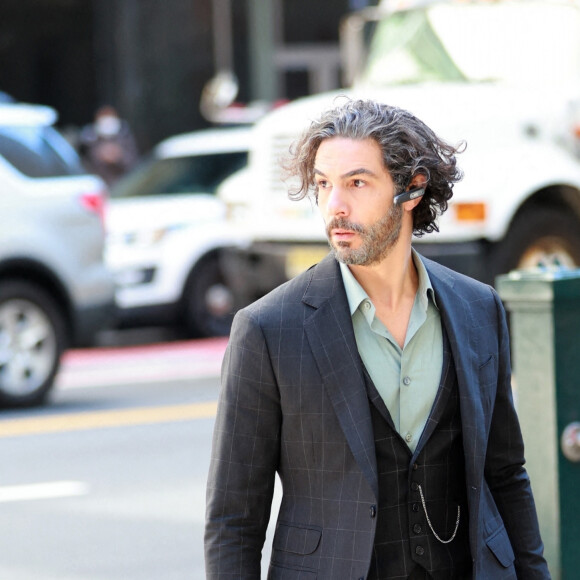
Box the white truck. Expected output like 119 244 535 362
219 0 580 302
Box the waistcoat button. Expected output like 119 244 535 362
415 545 425 556
413 524 422 534
412 503 420 512
411 482 419 491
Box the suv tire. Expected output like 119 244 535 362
183 257 235 338
0 280 66 407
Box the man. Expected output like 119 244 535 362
205 99 550 579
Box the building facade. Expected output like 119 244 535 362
0 0 362 152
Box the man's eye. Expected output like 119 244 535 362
353 179 365 188
317 180 329 189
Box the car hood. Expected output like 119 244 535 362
106 194 225 234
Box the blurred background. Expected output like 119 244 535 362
1 0 356 151
1 0 580 578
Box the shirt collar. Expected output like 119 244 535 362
413 248 438 311
339 247 438 318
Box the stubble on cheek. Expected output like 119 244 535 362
325 205 403 266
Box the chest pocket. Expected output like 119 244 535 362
273 522 322 555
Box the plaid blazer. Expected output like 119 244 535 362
205 253 550 580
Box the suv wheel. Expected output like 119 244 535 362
0 281 66 407
183 257 235 338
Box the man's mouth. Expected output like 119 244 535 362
331 229 356 241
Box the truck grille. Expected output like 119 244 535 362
268 131 300 197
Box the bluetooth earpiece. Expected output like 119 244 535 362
393 186 425 206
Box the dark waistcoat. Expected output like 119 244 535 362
365 327 472 580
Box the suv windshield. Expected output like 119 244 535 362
0 125 84 178
360 1 580 86
111 151 248 198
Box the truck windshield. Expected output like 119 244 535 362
359 1 580 86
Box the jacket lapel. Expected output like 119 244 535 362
302 255 379 500
424 259 488 464
424 257 489 545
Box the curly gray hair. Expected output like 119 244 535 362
284 98 465 236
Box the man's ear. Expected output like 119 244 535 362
400 174 428 210
409 174 428 189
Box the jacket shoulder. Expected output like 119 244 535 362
237 256 334 323
421 254 497 298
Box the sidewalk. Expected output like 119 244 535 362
55 337 229 390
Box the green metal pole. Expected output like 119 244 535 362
551 275 580 579
497 269 580 580
247 0 278 102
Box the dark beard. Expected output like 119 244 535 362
326 203 404 266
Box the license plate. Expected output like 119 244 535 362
285 246 329 279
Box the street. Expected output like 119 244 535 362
0 336 279 579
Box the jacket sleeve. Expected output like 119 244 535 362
204 307 281 579
484 288 551 579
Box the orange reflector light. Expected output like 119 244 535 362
574 123 580 139
454 202 486 222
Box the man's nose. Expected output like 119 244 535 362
326 185 349 216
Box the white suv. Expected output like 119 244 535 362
0 103 115 407
106 126 251 338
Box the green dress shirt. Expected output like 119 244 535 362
339 249 443 452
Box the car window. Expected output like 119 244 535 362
0 125 84 178
111 151 248 198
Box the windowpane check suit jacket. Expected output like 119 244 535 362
205 253 550 580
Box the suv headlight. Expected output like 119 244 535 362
119 223 189 247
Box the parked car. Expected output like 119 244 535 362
105 126 251 338
0 102 115 407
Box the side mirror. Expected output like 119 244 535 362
200 70 239 123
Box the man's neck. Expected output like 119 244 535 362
346 241 418 313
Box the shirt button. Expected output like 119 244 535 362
411 482 419 491
364 301 371 310
403 376 411 386
413 524 422 534
369 505 377 518
405 433 412 442
415 545 425 556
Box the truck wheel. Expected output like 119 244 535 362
183 257 235 338
493 207 580 276
0 281 66 407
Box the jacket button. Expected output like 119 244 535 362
413 524 422 534
411 482 419 491
369 505 377 518
415 545 425 556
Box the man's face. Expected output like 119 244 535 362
314 137 403 266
